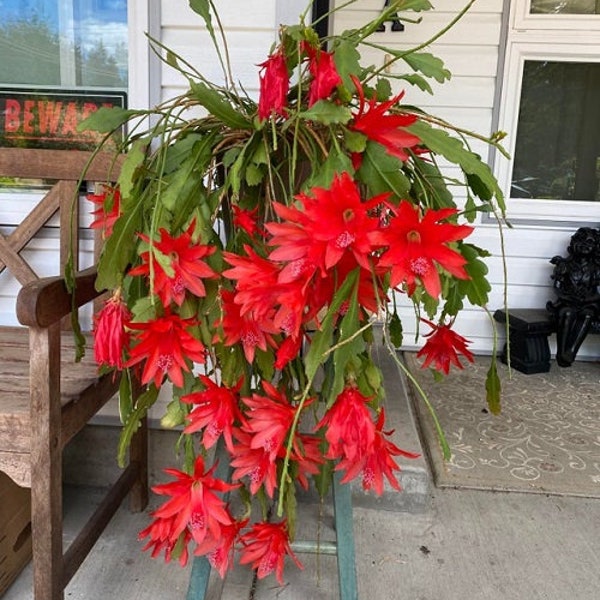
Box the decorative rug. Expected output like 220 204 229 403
404 353 600 498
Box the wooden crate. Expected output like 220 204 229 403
0 472 32 596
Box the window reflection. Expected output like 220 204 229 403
511 61 600 201
530 0 600 14
0 0 127 89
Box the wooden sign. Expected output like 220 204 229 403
0 89 126 151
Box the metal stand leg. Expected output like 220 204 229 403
186 461 359 599
332 471 358 600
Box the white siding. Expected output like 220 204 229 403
158 0 306 102
331 1 600 360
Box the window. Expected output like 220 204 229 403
0 1 127 90
496 1 600 223
531 0 600 14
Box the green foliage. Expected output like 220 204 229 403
358 142 411 200
189 82 252 129
117 386 159 468
402 51 451 84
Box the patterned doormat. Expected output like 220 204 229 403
404 353 600 498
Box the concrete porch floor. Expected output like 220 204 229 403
4 347 600 599
4 485 600 600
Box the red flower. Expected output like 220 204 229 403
222 246 281 323
274 335 302 370
87 185 121 238
338 409 419 495
230 428 278 497
93 290 131 369
267 172 385 274
241 381 297 461
350 76 420 161
416 318 474 374
258 49 289 121
316 387 376 463
290 433 324 490
129 223 217 308
304 43 342 106
182 376 244 453
239 520 303 584
373 200 473 298
139 521 192 567
218 289 278 364
125 311 206 388
140 456 238 564
232 205 263 237
194 518 247 578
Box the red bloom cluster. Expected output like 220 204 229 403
87 16 491 587
129 223 217 307
316 387 419 494
93 290 131 369
417 318 475 374
258 41 341 121
87 185 121 238
140 452 303 581
350 77 421 162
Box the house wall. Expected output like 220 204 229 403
332 0 600 359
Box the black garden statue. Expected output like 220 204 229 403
546 226 600 366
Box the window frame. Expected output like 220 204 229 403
514 0 600 30
495 1 600 224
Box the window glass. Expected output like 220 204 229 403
530 1 600 14
0 0 127 89
511 60 600 202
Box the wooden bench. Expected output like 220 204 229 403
0 148 148 600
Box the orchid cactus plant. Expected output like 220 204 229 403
78 0 506 584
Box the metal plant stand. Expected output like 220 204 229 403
186 444 358 600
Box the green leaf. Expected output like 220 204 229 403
96 195 144 290
117 140 147 203
313 459 334 499
161 399 186 428
388 312 403 348
457 243 491 307
284 482 298 541
411 155 454 209
399 73 433 94
308 151 354 189
357 356 384 402
254 347 275 383
375 77 392 101
78 106 137 133
333 39 361 91
485 359 501 415
189 82 251 129
343 129 367 154
408 121 505 211
402 51 451 83
330 286 365 404
131 297 157 326
117 385 159 467
160 147 209 212
304 270 359 382
163 133 206 173
245 163 264 186
300 100 352 125
118 372 133 424
188 0 214 33
466 172 493 202
357 141 411 200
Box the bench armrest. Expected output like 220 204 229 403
16 266 102 328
